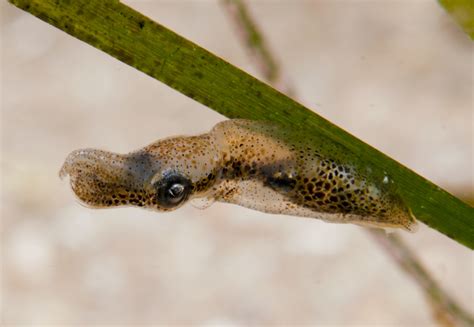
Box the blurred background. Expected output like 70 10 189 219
1 0 473 325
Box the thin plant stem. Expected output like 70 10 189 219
221 0 294 96
369 230 474 327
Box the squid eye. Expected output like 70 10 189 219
154 172 191 208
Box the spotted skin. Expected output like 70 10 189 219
60 119 417 231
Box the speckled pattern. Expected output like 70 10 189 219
60 119 417 231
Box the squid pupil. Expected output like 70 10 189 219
168 183 184 199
